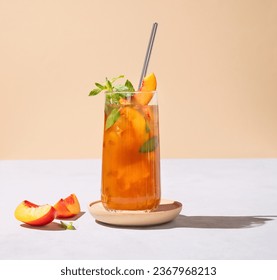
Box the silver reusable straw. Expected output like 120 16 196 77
138 22 158 89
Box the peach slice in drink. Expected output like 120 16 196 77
106 106 149 153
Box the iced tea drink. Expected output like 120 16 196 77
101 91 161 211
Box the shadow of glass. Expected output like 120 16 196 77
96 215 276 230
159 215 276 229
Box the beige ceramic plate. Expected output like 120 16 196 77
88 199 182 226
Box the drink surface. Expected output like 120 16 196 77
101 100 161 211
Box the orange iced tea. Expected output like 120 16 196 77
101 92 161 211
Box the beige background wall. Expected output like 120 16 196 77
1 0 277 159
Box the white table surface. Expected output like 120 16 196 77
0 159 276 260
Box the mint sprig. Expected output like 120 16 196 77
89 75 135 101
60 221 76 230
89 75 136 130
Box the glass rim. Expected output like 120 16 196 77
104 90 157 95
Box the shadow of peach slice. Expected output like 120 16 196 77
57 211 86 221
20 221 66 231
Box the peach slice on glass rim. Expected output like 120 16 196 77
14 200 56 226
132 72 157 105
54 193 81 218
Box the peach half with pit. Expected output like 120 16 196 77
54 193 81 218
14 200 56 226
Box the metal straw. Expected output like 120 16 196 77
138 22 158 89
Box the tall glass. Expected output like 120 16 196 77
101 91 161 211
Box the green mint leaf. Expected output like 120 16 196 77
105 78 113 92
89 88 102 96
105 108 120 130
125 80 135 92
95 82 105 89
139 136 158 153
60 221 76 230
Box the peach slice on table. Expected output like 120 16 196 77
54 193 81 218
132 72 157 105
14 200 56 226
